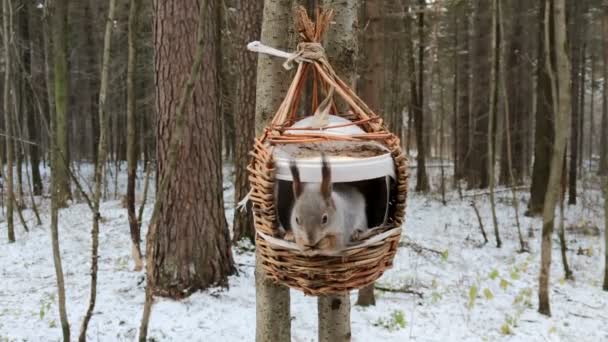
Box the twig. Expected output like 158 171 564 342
374 285 424 298
399 240 444 256
470 198 489 244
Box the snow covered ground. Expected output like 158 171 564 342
1 164 607 341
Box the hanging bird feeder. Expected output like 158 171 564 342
246 7 408 296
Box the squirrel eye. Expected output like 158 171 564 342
321 214 328 225
295 217 301 225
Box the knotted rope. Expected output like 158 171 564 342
247 40 335 128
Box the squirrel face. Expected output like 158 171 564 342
289 155 342 252
290 188 340 250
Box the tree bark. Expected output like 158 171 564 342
126 0 143 271
22 0 43 196
539 0 570 316
355 0 383 306
469 0 491 189
603 173 608 290
455 0 471 181
318 294 351 342
51 0 71 206
254 1 293 341
3 0 15 243
232 0 263 244
414 0 429 192
79 0 116 340
529 0 555 215
149 0 235 298
488 0 500 248
316 6 358 330
600 6 608 176
499 0 528 185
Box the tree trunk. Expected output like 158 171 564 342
600 7 608 176
3 0 14 243
51 0 71 206
254 1 293 340
567 0 587 205
455 0 471 181
232 0 263 244
79 1 116 340
529 0 555 215
488 0 500 248
499 0 527 185
126 0 143 271
382 0 405 140
318 294 351 342
603 173 608 290
355 0 383 306
499 0 526 252
22 0 43 196
219 0 236 162
149 0 235 298
414 0 429 192
312 0 353 311
469 0 491 189
539 0 570 316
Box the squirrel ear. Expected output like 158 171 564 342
290 159 302 198
320 153 332 200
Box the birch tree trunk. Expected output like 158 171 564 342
539 0 571 316
255 1 293 340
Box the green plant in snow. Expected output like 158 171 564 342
373 310 407 331
467 285 478 309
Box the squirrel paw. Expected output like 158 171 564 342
350 228 365 242
283 230 295 242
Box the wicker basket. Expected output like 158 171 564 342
247 7 408 296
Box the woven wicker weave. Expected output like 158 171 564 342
247 7 408 296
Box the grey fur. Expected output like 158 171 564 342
289 157 367 253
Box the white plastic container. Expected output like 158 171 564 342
274 115 396 183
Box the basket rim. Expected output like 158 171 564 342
257 226 402 257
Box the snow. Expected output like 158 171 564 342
1 163 607 341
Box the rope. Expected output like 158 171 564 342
247 41 327 70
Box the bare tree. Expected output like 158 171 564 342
126 0 144 271
487 0 500 248
529 0 555 215
414 0 430 192
3 0 15 243
538 0 571 316
600 4 608 176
